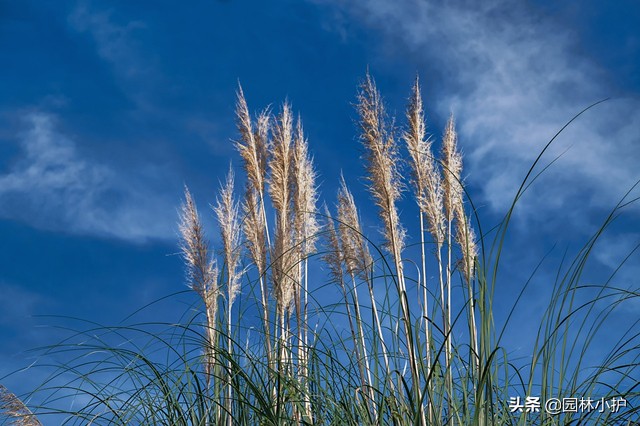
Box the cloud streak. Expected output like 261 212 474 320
68 2 148 80
318 0 640 226
0 113 176 241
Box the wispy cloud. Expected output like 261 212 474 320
68 2 148 79
67 1 165 118
0 113 176 241
317 0 640 225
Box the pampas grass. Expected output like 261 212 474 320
269 102 296 321
235 87 272 366
291 118 318 422
403 77 446 420
10 75 639 426
0 385 42 426
213 167 242 425
356 73 427 425
178 186 220 389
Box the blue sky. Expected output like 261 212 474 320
1 0 639 409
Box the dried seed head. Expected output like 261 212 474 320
455 204 478 284
179 186 218 299
441 114 463 221
269 103 297 315
178 187 219 387
403 77 445 246
0 385 42 426
356 73 405 255
337 176 372 281
322 204 344 284
292 118 319 257
235 85 269 195
268 102 294 215
243 187 267 276
214 167 242 306
404 77 427 187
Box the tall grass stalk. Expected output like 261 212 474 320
235 86 272 366
403 76 448 424
213 168 242 425
356 73 426 426
292 118 318 423
178 187 220 395
337 178 376 415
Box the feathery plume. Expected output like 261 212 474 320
403 77 445 246
455 197 478 284
441 115 463 220
0 385 42 426
337 176 372 281
323 204 344 284
179 187 220 385
269 103 296 315
179 186 219 303
235 85 269 195
269 102 294 215
214 167 242 306
243 188 267 277
292 118 319 257
356 73 405 255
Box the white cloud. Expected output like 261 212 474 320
316 0 640 225
0 113 176 241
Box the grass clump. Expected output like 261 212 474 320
2 74 639 426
